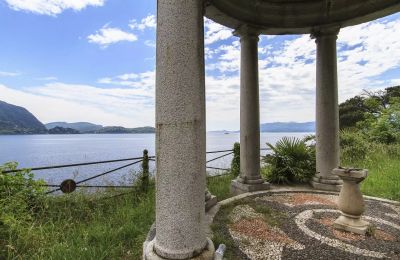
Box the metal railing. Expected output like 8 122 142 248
3 147 271 195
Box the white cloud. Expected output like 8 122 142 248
0 71 20 77
4 0 105 16
204 16 400 130
337 19 400 97
36 76 58 81
98 71 155 91
88 25 137 47
0 82 154 127
390 78 400 85
2 13 399 131
129 14 156 31
204 18 232 45
144 40 156 48
206 40 240 72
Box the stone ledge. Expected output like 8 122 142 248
230 179 270 195
311 180 342 192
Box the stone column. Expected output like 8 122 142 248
311 27 343 192
143 1 214 259
231 26 270 195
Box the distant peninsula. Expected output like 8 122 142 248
45 123 155 134
0 100 155 135
45 122 103 133
48 126 80 134
211 122 315 133
260 122 315 132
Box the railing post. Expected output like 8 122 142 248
141 149 149 192
231 142 240 177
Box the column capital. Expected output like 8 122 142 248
310 26 340 42
233 24 260 42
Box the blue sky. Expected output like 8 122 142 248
0 1 399 130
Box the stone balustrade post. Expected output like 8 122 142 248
141 149 149 192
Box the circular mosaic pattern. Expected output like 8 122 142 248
295 209 400 258
212 192 400 260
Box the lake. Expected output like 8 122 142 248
0 132 312 186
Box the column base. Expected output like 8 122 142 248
205 194 218 212
333 215 371 235
230 179 270 195
144 236 215 260
311 176 343 192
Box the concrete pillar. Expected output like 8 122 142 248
311 27 343 192
231 26 270 195
143 0 214 259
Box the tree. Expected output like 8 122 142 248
339 96 367 129
339 86 400 130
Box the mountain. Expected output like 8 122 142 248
91 126 155 134
260 122 315 132
0 102 155 135
48 126 80 134
45 122 103 133
0 101 47 134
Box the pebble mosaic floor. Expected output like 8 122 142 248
213 192 400 260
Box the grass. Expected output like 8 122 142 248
207 172 234 201
2 172 233 260
342 144 400 201
4 187 155 260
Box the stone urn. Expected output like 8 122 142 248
333 167 371 235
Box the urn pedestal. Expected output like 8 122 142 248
333 167 371 235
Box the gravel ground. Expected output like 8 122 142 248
212 192 400 260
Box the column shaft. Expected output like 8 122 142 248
151 0 210 259
312 28 342 191
231 27 269 194
239 33 262 183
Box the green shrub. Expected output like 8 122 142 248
230 142 240 178
0 162 46 258
340 129 369 162
356 95 400 145
368 112 400 144
263 137 316 184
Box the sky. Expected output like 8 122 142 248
0 1 399 131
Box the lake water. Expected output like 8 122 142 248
0 132 312 186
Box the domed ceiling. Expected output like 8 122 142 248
205 0 400 34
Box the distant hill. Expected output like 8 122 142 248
45 122 155 134
0 101 47 134
260 122 315 132
45 122 103 133
91 126 155 134
48 126 80 134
